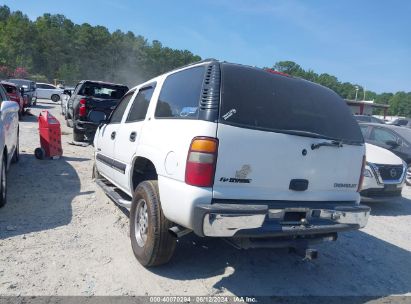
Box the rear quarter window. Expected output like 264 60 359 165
155 66 205 119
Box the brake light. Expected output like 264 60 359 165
357 155 366 192
79 98 87 117
185 137 218 187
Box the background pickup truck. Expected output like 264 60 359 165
66 80 128 142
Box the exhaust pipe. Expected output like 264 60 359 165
169 226 192 238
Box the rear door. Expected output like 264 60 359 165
213 64 365 202
95 91 135 181
113 84 156 192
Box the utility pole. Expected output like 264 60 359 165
355 86 359 101
363 86 366 101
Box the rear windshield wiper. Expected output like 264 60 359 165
282 130 338 141
311 140 343 150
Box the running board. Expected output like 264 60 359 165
95 178 132 209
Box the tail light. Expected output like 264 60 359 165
79 98 87 117
185 137 218 187
357 155 366 192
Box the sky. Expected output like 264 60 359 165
2 0 411 93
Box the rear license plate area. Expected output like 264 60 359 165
282 211 307 224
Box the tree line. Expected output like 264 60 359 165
270 61 411 116
0 5 409 116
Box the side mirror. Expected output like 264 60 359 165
19 87 25 94
63 89 72 96
386 140 399 148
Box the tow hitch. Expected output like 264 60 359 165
224 232 337 260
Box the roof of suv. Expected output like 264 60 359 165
79 80 128 87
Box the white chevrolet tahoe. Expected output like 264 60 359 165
93 60 371 266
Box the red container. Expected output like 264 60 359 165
38 111 63 158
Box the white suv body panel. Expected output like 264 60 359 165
214 124 363 203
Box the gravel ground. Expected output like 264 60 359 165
0 100 410 298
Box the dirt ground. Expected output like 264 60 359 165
0 100 410 298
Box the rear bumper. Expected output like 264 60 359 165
193 202 370 237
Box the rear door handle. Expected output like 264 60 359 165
129 131 137 142
111 131 116 140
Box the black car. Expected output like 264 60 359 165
354 114 385 124
360 123 411 185
66 80 129 142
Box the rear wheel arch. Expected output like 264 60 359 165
131 157 158 191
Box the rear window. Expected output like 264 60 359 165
80 83 128 100
155 66 205 119
220 64 364 144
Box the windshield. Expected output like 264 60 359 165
220 64 364 144
80 83 128 99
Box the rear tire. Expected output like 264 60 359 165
73 128 84 142
34 147 45 160
51 94 60 102
130 180 176 267
0 155 7 208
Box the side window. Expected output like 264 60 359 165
72 84 81 96
37 84 45 89
126 85 155 123
371 128 397 144
360 126 368 138
109 91 134 124
44 84 55 89
155 66 205 119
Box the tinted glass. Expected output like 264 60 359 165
155 66 205 119
4 85 16 94
371 128 397 143
355 116 371 122
80 82 128 100
220 64 364 143
392 127 411 142
42 84 55 89
360 126 368 137
127 86 155 122
110 92 134 123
